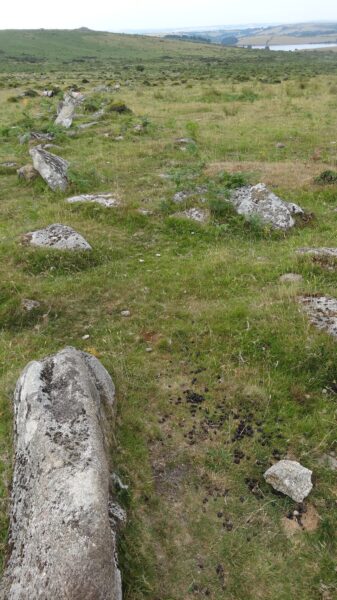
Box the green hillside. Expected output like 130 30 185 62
0 28 336 600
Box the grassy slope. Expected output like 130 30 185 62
0 31 337 599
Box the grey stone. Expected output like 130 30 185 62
0 347 122 600
23 224 92 251
29 146 69 191
299 295 337 337
20 132 54 144
17 164 39 182
276 142 286 148
66 193 120 208
264 460 313 502
174 208 209 223
77 121 99 130
173 191 192 204
55 91 85 129
175 137 195 145
297 247 337 258
42 90 54 97
230 183 304 230
0 161 18 169
279 273 303 283
21 299 41 312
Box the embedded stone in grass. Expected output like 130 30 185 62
66 193 120 207
55 91 85 128
230 183 304 230
297 247 337 258
173 208 210 223
0 347 123 600
23 224 92 251
299 295 337 337
29 146 69 192
264 460 313 502
21 299 41 312
175 137 195 145
77 121 99 130
279 273 303 283
17 164 39 182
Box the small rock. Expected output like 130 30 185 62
300 295 337 337
175 137 195 145
279 273 303 283
173 191 192 204
66 193 120 208
77 121 99 130
137 208 153 215
297 247 337 258
230 183 304 230
55 91 85 128
121 310 131 317
21 299 41 312
276 142 286 149
17 164 39 182
82 334 90 340
174 208 209 223
0 161 18 169
22 224 92 251
29 146 69 192
264 460 313 502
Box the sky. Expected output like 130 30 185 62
1 0 337 32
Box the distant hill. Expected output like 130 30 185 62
177 22 337 46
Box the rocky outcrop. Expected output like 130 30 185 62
29 146 69 191
55 91 84 129
264 460 313 502
23 224 92 251
66 193 120 207
0 347 122 600
230 183 304 230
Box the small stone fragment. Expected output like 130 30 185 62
264 460 313 502
66 193 120 208
21 299 41 312
22 224 92 251
279 273 303 283
173 208 209 223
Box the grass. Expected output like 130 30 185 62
0 30 337 600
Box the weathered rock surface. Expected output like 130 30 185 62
0 347 122 600
279 273 303 283
23 224 92 251
77 121 99 130
300 295 337 337
230 183 304 230
17 164 39 182
264 460 313 502
55 91 84 128
174 208 209 223
21 299 41 312
66 193 120 208
19 132 54 145
29 146 69 191
297 247 337 258
317 453 337 471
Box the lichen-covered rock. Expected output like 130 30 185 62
264 460 313 502
29 146 69 191
23 224 92 251
21 299 41 312
230 183 304 230
297 247 337 258
299 295 337 337
0 347 122 600
55 91 85 128
173 208 209 223
66 193 120 208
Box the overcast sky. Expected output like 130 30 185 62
2 0 337 31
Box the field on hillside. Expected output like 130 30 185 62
0 31 337 600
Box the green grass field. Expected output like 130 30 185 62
0 30 336 600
